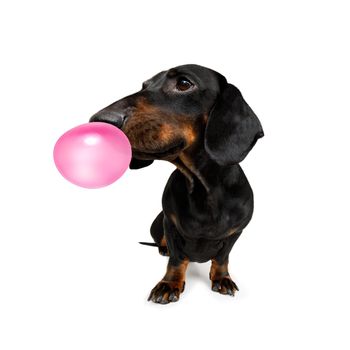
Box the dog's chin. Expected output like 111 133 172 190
132 141 185 161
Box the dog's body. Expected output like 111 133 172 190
90 64 263 304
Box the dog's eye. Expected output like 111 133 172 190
176 77 193 91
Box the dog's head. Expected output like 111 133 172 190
90 64 264 169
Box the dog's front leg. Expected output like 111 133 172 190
148 215 188 304
148 257 189 304
209 259 239 296
209 232 242 296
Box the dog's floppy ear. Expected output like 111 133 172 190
129 157 154 170
204 83 264 165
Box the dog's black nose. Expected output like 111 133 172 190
89 110 128 129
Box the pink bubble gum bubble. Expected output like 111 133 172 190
53 122 132 189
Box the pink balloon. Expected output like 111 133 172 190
53 122 132 189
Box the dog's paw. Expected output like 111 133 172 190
148 280 185 304
211 277 239 296
158 245 169 256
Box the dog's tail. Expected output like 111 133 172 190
138 241 158 247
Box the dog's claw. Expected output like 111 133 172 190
212 281 220 292
211 277 238 296
232 281 239 291
169 292 179 302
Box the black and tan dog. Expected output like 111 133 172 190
90 64 264 304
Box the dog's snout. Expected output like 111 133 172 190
89 110 128 129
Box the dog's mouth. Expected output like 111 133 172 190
132 141 185 160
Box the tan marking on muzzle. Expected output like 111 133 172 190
159 124 174 142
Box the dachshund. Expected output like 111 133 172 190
89 64 264 304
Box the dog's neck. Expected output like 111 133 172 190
171 141 224 195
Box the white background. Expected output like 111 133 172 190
1 1 349 349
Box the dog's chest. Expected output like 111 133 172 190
162 171 240 240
